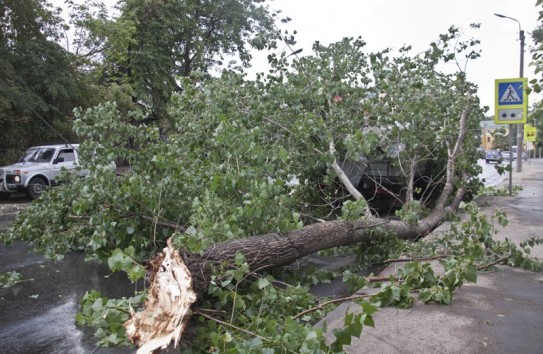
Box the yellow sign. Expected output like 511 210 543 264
524 124 537 142
494 78 528 124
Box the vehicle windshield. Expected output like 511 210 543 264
17 148 55 163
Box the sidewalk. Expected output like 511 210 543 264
321 159 543 353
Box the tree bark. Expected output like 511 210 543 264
124 205 450 354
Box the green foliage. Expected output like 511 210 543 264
490 127 509 150
492 236 543 271
531 5 543 94
478 184 522 197
4 25 523 353
357 201 540 309
397 261 438 289
342 270 368 294
371 283 414 308
330 302 376 352
418 285 452 305
395 201 424 225
107 247 146 282
340 199 368 221
95 0 284 125
0 271 23 288
186 266 337 352
75 290 146 347
295 268 335 287
352 235 406 269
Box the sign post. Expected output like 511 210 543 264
494 77 528 196
524 124 537 142
494 78 528 124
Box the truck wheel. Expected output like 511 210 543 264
27 177 47 200
0 192 10 200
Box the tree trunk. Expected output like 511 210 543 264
124 206 451 354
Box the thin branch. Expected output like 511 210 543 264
194 310 273 343
478 254 512 270
262 117 297 137
293 294 369 320
366 275 398 282
384 255 447 263
194 307 227 315
329 140 372 217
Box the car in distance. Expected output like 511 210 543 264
511 145 527 161
501 150 527 162
484 149 502 164
501 150 513 162
0 144 83 200
514 152 527 160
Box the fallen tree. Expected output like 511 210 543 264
4 28 491 352
123 93 472 352
125 216 450 352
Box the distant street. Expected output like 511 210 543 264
477 158 507 187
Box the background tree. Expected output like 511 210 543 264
95 0 284 127
530 4 543 152
0 0 285 165
531 0 543 93
0 0 87 164
491 126 510 150
60 0 140 116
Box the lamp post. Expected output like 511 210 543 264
495 13 525 173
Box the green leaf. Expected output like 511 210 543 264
258 278 270 289
0 271 23 288
107 249 125 272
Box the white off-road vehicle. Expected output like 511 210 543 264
0 144 84 200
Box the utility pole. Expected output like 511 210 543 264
495 13 525 173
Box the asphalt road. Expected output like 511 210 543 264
0 195 134 354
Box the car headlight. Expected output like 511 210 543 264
14 175 21 183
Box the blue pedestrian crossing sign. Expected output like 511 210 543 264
494 78 528 124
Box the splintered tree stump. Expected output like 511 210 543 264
124 239 197 354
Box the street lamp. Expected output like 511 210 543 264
494 13 525 173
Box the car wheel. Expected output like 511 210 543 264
0 192 10 201
485 159 489 164
26 177 47 200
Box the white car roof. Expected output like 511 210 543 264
28 144 80 149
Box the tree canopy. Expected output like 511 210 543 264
0 0 286 162
76 0 286 125
0 0 83 162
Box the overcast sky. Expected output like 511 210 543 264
251 0 541 115
53 0 541 114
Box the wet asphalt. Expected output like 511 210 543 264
0 195 135 354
